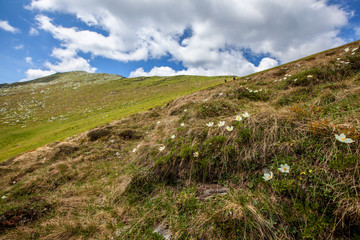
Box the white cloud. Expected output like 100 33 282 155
0 20 19 33
29 27 39 35
28 0 350 77
20 48 96 82
257 58 279 72
14 44 24 50
130 66 177 78
25 57 33 64
130 55 278 77
34 15 148 62
44 48 97 73
20 69 56 82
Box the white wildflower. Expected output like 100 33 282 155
180 123 185 127
352 47 358 52
307 75 313 78
206 122 214 127
242 112 250 118
278 164 290 173
159 146 165 151
226 126 234 132
132 148 137 153
218 121 225 127
171 135 175 139
335 133 354 144
235 115 242 121
193 152 199 157
344 47 349 52
263 171 274 181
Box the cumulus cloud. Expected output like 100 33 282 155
130 67 177 78
44 48 97 73
130 56 278 77
20 69 56 82
21 48 96 82
0 20 19 33
28 0 350 77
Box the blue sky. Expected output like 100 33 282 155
0 0 359 84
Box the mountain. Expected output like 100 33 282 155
0 72 228 161
0 40 359 239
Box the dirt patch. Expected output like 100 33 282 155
0 203 51 232
50 142 79 162
118 129 142 140
87 127 112 141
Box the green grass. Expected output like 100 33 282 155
0 73 228 161
1 41 360 239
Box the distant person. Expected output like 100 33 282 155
224 79 227 83
233 77 236 81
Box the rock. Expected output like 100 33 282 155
153 223 172 240
197 184 229 200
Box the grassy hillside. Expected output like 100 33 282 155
0 40 359 239
0 73 228 161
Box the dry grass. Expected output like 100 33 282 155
1 40 360 239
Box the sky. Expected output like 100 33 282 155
0 0 359 84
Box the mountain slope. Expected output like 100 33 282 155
0 40 360 239
0 72 228 161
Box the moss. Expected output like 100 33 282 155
329 153 359 170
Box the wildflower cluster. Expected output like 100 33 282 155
263 163 290 181
156 112 251 153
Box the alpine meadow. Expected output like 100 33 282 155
0 40 359 239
